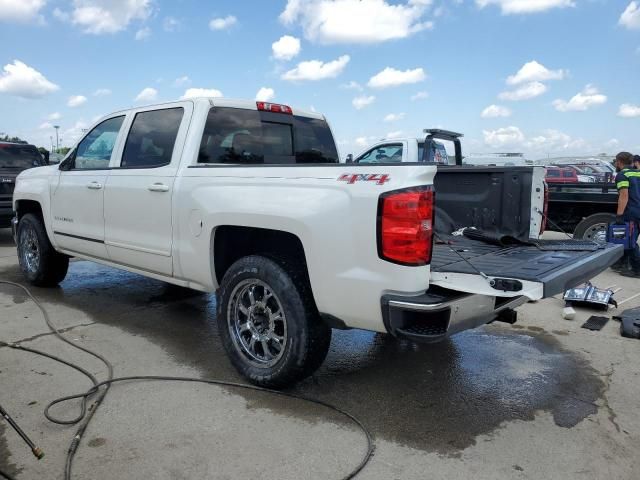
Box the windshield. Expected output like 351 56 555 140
0 143 44 168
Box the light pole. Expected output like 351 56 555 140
54 125 60 153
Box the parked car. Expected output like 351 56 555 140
545 166 582 183
11 99 622 386
0 141 47 228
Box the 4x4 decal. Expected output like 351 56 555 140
338 173 390 185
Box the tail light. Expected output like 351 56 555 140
540 182 549 235
256 101 293 115
377 186 434 266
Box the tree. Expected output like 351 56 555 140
37 147 49 156
0 134 27 144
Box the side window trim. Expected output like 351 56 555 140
113 105 189 170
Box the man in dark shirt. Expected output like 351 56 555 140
613 152 640 277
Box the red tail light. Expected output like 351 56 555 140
540 182 549 235
256 101 293 115
378 187 434 266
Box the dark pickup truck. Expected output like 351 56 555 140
546 183 618 242
0 142 47 228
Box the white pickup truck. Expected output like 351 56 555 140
11 99 622 387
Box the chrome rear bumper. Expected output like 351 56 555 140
381 288 528 343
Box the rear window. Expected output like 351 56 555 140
0 143 43 169
198 107 338 164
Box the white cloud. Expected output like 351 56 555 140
552 85 607 112
133 87 157 103
618 103 640 118
93 88 111 96
46 112 61 121
39 121 53 130
209 15 237 31
256 87 275 102
481 104 511 118
173 76 191 87
64 120 89 144
384 112 405 122
67 95 87 107
368 67 426 89
483 126 588 154
135 26 151 40
386 130 404 139
282 55 350 81
352 95 376 110
62 0 152 35
279 0 434 44
506 60 565 85
163 16 181 32
340 80 363 91
180 87 223 99
272 35 301 60
0 60 59 98
476 0 575 15
525 129 587 152
605 138 620 149
483 126 525 148
498 81 547 101
0 0 45 22
619 2 640 30
411 91 429 101
355 136 376 147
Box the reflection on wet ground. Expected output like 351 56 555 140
0 259 605 456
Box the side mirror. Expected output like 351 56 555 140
345 154 353 163
59 158 72 171
43 151 50 165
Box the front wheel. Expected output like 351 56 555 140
17 213 69 287
217 255 331 388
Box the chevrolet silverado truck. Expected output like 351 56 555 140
11 99 622 387
1 141 47 227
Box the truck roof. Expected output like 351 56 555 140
113 97 325 121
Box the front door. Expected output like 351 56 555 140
104 105 189 276
51 116 125 258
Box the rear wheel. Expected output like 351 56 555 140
217 255 331 388
17 213 69 286
574 213 616 243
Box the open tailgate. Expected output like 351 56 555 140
429 237 623 300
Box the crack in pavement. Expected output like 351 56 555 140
0 321 97 348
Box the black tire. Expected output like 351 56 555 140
16 213 69 287
217 255 331 388
573 213 616 242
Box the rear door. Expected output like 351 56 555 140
103 102 191 276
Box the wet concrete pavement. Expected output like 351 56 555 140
1 227 639 479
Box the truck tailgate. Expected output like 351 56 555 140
430 237 623 299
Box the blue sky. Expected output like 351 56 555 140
0 0 639 159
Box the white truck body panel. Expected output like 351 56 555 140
13 98 622 339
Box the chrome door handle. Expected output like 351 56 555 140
87 181 103 190
148 183 169 192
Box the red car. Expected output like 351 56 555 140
545 167 579 183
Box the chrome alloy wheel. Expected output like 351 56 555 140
582 223 608 243
227 279 288 368
19 224 40 274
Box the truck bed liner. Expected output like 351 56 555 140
432 236 621 293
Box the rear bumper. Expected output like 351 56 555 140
381 287 528 343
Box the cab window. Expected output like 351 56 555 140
73 116 125 170
356 144 403 163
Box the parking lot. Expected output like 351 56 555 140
1 226 639 480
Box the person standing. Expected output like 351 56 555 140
634 154 640 170
612 152 640 277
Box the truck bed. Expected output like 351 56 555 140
431 236 622 297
